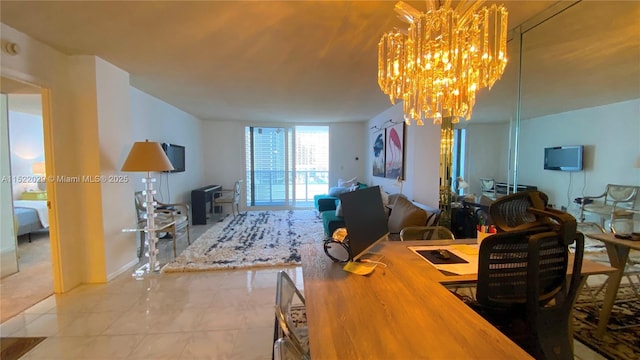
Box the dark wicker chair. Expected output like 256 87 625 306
470 191 584 360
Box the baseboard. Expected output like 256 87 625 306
107 258 139 281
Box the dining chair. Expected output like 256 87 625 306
134 191 190 257
399 226 455 241
470 190 584 360
214 179 243 218
274 271 309 358
578 184 638 232
480 178 497 200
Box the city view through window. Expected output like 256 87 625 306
245 126 328 207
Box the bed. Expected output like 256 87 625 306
13 200 49 237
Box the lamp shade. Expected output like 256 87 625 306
32 161 46 175
457 177 470 190
121 140 174 172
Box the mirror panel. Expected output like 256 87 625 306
460 1 639 218
518 1 639 218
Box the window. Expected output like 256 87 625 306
245 126 328 207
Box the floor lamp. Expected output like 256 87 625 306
121 140 174 275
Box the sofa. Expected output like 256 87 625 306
320 191 441 240
314 181 367 214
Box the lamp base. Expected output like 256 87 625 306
132 262 161 280
131 174 161 279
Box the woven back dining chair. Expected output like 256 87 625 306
133 191 190 258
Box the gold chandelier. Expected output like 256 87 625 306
378 1 508 125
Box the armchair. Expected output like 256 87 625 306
134 191 190 258
214 180 242 218
578 184 638 232
480 178 497 200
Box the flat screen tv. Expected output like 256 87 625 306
544 145 583 171
162 143 185 173
339 186 389 261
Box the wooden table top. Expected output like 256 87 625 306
300 240 534 360
585 232 640 250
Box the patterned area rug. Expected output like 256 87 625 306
162 210 324 272
573 284 640 360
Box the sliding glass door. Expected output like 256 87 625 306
245 127 287 206
292 126 329 206
245 125 328 208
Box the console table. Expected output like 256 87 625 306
191 185 221 225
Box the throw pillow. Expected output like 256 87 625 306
388 196 428 234
338 177 358 188
328 186 351 197
379 187 389 207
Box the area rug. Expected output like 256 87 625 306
573 284 640 360
162 210 324 272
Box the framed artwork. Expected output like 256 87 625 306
372 129 385 177
385 122 404 179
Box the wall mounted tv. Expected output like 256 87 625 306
544 145 583 171
162 143 185 173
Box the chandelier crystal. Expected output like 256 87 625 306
378 1 508 125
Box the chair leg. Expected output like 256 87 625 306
138 232 144 258
171 226 177 257
186 223 191 245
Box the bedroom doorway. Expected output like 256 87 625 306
0 78 54 323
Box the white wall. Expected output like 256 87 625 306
518 99 640 216
95 57 138 279
366 102 440 208
329 122 366 187
0 22 206 290
2 22 87 291
129 87 205 204
201 120 245 194
462 99 640 221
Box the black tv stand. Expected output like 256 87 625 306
191 184 221 225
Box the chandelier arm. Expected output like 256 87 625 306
458 0 488 26
424 0 438 12
395 1 422 23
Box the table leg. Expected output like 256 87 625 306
596 243 630 337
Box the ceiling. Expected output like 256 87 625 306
1 1 638 124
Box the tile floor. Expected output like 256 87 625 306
1 265 607 360
0 217 606 360
1 265 305 359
